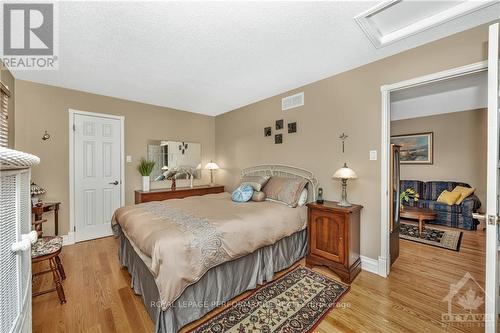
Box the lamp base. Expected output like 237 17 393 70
337 199 352 207
338 179 352 207
209 170 214 187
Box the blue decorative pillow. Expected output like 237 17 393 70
231 184 254 202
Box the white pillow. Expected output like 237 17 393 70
298 188 308 206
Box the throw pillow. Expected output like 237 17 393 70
240 175 271 191
437 190 461 205
251 191 266 202
231 185 253 202
263 177 308 208
232 184 254 202
452 186 475 205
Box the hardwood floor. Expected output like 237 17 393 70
32 226 486 333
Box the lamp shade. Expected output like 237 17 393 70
204 161 220 170
332 163 357 180
30 182 46 196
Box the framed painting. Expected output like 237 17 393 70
275 119 284 130
391 132 433 164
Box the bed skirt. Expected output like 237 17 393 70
117 227 308 333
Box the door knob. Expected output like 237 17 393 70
109 181 119 185
473 213 486 221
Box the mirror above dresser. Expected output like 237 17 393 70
147 140 202 182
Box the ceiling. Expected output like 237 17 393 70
8 1 500 116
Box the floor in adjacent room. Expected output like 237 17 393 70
32 225 485 333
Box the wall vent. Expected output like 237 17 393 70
282 92 304 111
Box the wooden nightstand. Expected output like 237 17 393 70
306 200 363 284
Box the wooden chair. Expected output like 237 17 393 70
32 236 66 304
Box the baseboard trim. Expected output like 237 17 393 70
360 255 379 275
62 232 75 246
378 256 388 277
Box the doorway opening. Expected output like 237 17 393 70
380 61 488 275
380 61 490 329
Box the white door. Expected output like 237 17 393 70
485 22 500 333
74 113 122 242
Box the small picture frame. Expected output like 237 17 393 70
275 119 283 130
288 122 297 133
275 134 282 144
264 127 272 137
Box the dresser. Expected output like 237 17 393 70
306 201 363 283
135 184 225 204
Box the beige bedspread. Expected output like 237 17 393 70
112 192 307 310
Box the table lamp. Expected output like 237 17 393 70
204 161 219 186
30 182 46 206
332 163 357 207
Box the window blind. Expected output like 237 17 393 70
0 82 10 147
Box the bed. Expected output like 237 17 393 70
112 165 318 333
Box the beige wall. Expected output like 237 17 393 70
215 24 491 260
14 80 215 235
1 63 16 148
392 109 487 210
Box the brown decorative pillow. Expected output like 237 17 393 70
251 191 266 202
262 177 308 208
240 175 270 191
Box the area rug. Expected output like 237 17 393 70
189 266 350 333
400 222 462 251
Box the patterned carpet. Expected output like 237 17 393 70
189 266 350 333
400 222 462 251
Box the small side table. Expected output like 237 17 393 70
32 202 61 236
400 206 437 237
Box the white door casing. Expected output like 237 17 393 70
485 22 499 333
70 110 124 242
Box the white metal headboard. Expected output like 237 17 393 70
241 164 318 202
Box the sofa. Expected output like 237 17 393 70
400 180 481 230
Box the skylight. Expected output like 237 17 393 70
355 0 496 48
